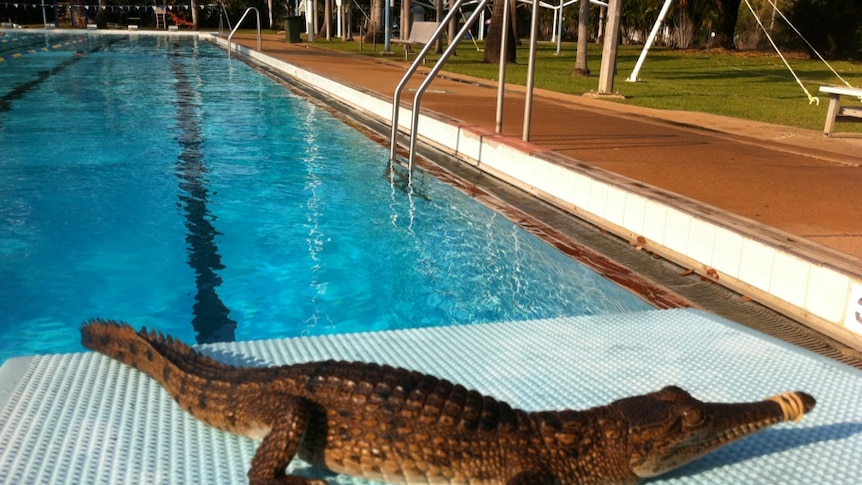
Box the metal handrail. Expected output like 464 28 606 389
227 7 261 59
390 0 490 184
388 0 467 164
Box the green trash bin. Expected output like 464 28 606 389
285 16 303 43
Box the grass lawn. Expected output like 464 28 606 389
305 36 862 132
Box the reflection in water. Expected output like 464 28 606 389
301 107 332 335
170 45 236 344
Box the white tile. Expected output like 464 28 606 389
769 252 810 307
805 266 851 324
543 165 570 202
711 227 743 279
569 173 593 210
483 142 505 172
622 194 646 235
534 162 553 196
554 169 577 205
738 239 775 292
603 186 627 226
509 152 533 183
663 209 692 256
844 282 862 335
687 218 716 266
456 130 482 160
587 181 609 219
641 200 668 245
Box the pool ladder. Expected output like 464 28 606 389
388 0 490 185
226 7 262 60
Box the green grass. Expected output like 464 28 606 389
306 37 862 131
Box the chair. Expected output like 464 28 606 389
154 7 166 29
168 11 194 28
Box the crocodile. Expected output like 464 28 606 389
81 319 815 485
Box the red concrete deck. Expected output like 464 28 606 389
236 35 862 263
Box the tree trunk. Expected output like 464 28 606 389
435 0 443 53
324 0 331 39
713 0 741 49
365 0 383 42
484 0 516 63
264 0 271 29
572 0 590 76
448 0 457 55
190 0 199 29
401 0 411 40
345 2 353 40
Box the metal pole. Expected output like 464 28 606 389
407 0 490 181
389 0 467 162
597 0 621 94
554 0 563 55
522 0 540 141
627 0 672 82
494 0 510 134
384 0 391 52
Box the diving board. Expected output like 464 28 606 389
0 309 860 483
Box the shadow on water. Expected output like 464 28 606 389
0 37 121 115
655 422 862 482
385 161 431 202
170 45 236 345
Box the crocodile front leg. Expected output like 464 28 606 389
247 394 326 485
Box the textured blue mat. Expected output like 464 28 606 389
0 308 860 484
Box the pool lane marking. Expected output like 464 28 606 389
168 44 238 345
0 37 120 115
0 38 88 63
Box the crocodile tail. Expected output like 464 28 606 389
82 319 259 432
81 318 240 380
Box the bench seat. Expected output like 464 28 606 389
819 85 862 135
392 21 439 59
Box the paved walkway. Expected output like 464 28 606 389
236 35 862 264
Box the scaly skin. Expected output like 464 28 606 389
81 319 816 485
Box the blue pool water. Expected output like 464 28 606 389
0 32 651 363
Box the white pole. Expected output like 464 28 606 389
336 0 342 36
626 0 673 82
596 0 620 94
494 0 510 133
305 0 314 41
522 0 540 141
554 0 564 55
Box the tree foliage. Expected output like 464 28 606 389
782 0 862 59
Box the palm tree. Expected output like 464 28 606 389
571 0 590 76
483 0 516 63
713 0 742 49
365 0 383 42
191 0 199 29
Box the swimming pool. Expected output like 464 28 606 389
0 32 651 363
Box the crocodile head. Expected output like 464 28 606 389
610 386 815 478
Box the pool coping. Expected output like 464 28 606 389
206 34 862 352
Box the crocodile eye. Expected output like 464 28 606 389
681 407 704 427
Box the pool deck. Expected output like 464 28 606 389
224 34 862 350
234 35 862 259
2 309 862 484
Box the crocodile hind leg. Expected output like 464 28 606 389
246 394 326 485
